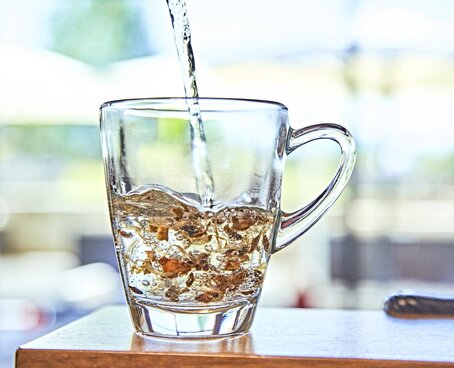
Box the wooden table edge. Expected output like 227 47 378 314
15 347 454 368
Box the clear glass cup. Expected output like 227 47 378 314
100 97 356 338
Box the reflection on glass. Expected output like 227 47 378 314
130 331 254 355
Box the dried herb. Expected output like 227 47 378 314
250 234 260 252
159 257 191 277
148 224 158 233
263 234 270 252
186 272 195 287
129 285 143 294
212 274 229 292
180 224 206 238
231 215 255 231
165 285 180 302
118 229 133 238
196 290 221 303
189 252 209 271
156 225 169 241
172 206 184 219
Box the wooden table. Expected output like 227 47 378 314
16 306 454 367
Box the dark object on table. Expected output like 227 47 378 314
384 290 454 318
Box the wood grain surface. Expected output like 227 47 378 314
16 306 454 367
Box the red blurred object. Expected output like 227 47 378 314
295 291 312 308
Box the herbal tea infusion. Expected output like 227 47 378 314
111 185 274 306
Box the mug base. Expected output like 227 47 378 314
129 298 257 338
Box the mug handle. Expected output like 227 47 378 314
274 123 356 253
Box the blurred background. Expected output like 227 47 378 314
1 0 454 365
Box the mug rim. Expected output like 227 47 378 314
100 97 288 112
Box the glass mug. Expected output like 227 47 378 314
100 97 356 338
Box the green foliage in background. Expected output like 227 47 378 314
49 0 151 66
3 125 101 160
419 153 454 183
157 118 189 142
